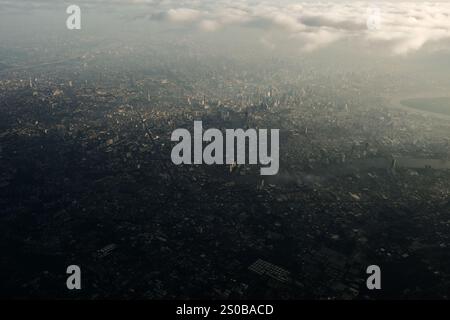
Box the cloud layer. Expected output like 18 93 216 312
2 0 450 54
144 1 450 54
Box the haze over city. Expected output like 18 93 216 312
0 0 449 300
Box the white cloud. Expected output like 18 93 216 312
151 1 450 55
299 28 344 52
3 0 450 54
199 19 220 32
166 8 203 23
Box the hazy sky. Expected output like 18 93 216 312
1 1 450 56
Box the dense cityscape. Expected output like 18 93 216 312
1 0 450 300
